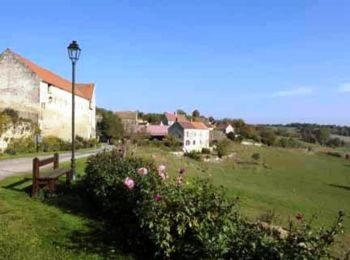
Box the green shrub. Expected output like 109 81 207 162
184 151 202 161
5 136 36 154
227 132 236 141
201 147 211 154
41 136 69 152
252 153 261 161
163 134 181 149
326 151 342 158
216 139 230 158
140 178 238 258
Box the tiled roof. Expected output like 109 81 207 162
115 111 138 120
178 121 208 130
6 49 94 100
165 112 188 123
145 125 169 136
191 121 208 129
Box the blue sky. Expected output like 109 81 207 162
1 0 349 125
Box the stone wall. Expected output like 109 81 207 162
0 50 41 122
0 121 35 152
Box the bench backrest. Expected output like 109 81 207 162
33 153 59 178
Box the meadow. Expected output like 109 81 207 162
132 144 350 251
0 143 349 258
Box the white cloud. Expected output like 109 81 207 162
338 83 350 93
270 87 313 97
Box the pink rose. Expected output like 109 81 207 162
153 194 161 202
124 177 135 190
137 167 148 176
158 164 166 173
157 164 168 180
158 172 167 180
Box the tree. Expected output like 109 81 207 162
216 139 230 158
177 109 187 115
192 109 200 118
260 128 276 146
315 127 330 145
96 108 124 143
227 132 236 141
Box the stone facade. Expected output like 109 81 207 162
0 121 34 152
0 49 96 141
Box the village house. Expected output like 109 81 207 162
162 112 188 126
168 121 210 152
0 49 96 141
216 123 235 135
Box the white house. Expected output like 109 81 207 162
0 49 96 141
217 123 235 135
168 121 210 152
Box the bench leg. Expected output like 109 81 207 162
66 171 72 185
48 180 56 193
32 179 38 197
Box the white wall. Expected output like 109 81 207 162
39 82 96 141
183 129 210 152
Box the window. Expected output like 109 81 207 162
48 84 52 94
186 140 191 146
193 140 196 145
41 102 46 109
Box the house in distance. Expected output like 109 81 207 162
169 121 210 152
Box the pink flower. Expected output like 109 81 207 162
158 172 167 180
158 164 166 173
157 164 168 180
153 194 161 202
124 177 135 190
176 176 183 186
179 168 186 175
137 167 148 176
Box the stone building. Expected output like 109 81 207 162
0 49 96 141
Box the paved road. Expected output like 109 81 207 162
0 145 114 180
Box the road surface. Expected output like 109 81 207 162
0 145 113 180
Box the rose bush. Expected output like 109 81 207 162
83 150 345 259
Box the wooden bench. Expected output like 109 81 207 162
32 153 72 197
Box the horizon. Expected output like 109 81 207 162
1 0 349 125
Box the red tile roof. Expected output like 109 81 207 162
146 125 169 136
8 49 94 100
191 121 208 129
165 112 188 123
178 121 208 130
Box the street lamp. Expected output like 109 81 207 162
67 41 81 180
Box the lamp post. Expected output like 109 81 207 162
67 41 81 180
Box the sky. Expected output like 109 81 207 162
1 0 349 125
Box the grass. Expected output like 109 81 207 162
0 158 133 260
1 143 349 258
131 143 350 253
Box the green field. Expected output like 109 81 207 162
1 144 350 258
132 144 350 251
